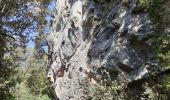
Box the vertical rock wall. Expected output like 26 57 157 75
47 0 156 99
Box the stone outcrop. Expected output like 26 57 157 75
47 0 157 99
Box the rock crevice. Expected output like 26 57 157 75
47 0 156 99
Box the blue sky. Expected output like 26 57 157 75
27 0 56 49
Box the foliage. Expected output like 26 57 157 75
0 0 51 99
10 49 54 100
140 0 170 69
89 81 126 100
0 0 50 39
139 0 161 24
88 73 129 100
26 50 48 95
158 44 170 69
0 36 20 100
140 0 170 96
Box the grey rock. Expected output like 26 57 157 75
47 0 155 99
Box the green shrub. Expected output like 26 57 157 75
143 0 170 95
88 72 129 100
89 81 125 100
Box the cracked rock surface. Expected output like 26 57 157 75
47 0 156 99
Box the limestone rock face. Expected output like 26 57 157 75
47 0 155 99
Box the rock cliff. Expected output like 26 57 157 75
47 0 160 99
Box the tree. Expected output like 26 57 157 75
10 48 54 100
0 0 50 99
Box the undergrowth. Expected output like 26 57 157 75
141 0 170 95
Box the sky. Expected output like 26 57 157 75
27 0 56 49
